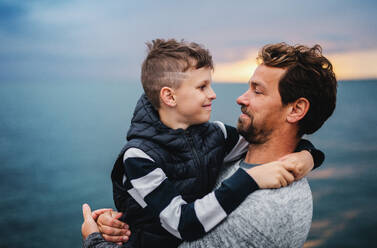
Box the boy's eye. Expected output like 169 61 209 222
199 85 206 90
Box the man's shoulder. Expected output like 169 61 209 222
252 178 311 199
229 178 312 247
239 178 312 217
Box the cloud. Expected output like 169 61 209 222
328 49 377 79
1 0 376 83
212 47 377 82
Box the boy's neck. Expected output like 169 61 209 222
158 108 189 130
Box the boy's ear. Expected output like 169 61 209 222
286 97 310 123
160 87 177 107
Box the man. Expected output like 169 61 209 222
82 42 337 247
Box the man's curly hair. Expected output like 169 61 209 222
258 43 337 136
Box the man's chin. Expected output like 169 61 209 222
237 121 269 145
237 120 252 141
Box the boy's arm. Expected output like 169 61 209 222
123 148 293 241
276 139 325 180
216 121 324 176
295 139 325 169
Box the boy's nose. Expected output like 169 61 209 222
208 87 216 100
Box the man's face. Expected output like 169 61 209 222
174 67 216 126
236 64 287 144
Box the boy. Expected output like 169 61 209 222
87 39 322 248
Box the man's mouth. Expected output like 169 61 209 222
240 106 250 118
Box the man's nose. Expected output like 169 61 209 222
237 90 250 106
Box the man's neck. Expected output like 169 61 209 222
244 131 300 164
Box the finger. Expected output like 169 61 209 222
99 213 128 229
82 203 92 221
281 168 295 184
103 233 129 243
110 210 123 220
92 208 112 220
279 175 288 187
280 160 296 171
99 225 129 236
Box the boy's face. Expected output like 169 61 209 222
173 67 216 126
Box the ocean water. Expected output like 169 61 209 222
0 80 376 247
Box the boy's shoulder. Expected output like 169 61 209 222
119 138 162 163
211 121 239 141
211 121 228 139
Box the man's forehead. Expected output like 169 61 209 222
250 65 286 88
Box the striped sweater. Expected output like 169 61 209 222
120 137 257 242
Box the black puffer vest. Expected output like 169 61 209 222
111 94 231 247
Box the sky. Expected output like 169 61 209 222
0 0 376 83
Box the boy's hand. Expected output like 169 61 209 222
246 161 295 189
97 210 131 244
278 150 314 180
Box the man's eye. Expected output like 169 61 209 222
254 89 262 94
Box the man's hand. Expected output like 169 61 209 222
81 203 107 240
246 161 295 188
97 210 131 244
278 150 314 180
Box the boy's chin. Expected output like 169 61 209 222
190 116 211 126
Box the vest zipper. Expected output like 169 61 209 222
184 130 204 194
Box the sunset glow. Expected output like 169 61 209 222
213 54 258 83
213 49 377 83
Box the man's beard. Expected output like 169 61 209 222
237 111 271 145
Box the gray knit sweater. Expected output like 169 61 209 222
180 160 313 248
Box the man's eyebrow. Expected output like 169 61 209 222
250 81 266 89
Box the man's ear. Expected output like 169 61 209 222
160 87 176 107
286 97 310 123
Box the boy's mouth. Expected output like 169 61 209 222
203 103 212 110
